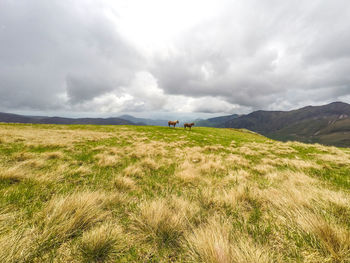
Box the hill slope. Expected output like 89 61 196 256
196 114 239 127
222 102 350 147
0 112 133 125
119 114 168 126
0 123 349 262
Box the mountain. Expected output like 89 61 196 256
118 115 168 126
221 102 350 147
0 112 134 125
196 114 240 127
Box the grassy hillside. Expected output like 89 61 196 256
0 123 349 262
222 102 350 147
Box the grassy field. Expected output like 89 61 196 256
0 123 349 262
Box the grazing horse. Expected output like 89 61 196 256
168 120 179 128
184 122 195 130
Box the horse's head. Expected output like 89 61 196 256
192 123 195 126
176 120 179 123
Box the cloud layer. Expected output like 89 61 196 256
1 0 350 117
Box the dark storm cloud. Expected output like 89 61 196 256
151 0 350 111
0 0 142 112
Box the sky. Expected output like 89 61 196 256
1 0 350 119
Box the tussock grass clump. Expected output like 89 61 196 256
73 165 92 176
199 155 226 176
203 145 225 152
113 176 136 191
0 191 113 262
313 153 350 166
252 164 275 175
175 160 201 183
22 159 46 169
280 158 321 170
0 166 29 182
226 154 250 168
123 164 144 177
127 141 167 159
132 199 187 248
139 157 160 171
40 191 110 240
12 152 35 162
294 211 350 262
184 217 272 263
45 151 64 160
199 185 260 214
0 227 37 263
237 146 261 156
79 222 130 263
95 153 121 167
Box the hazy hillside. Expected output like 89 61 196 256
119 114 168 126
0 112 134 126
0 123 349 262
222 102 350 147
196 114 240 127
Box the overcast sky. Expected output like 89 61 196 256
1 0 350 119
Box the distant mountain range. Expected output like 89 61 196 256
0 112 133 125
1 101 349 147
215 102 349 147
118 115 168 126
195 114 240 127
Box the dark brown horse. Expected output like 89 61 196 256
168 120 179 127
184 122 195 130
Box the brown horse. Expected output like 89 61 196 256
184 122 195 130
168 120 179 127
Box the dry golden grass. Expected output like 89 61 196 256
169 196 200 220
0 191 114 262
199 155 226 176
73 165 92 176
139 157 160 171
203 145 225 152
225 154 250 168
45 151 64 160
123 164 144 178
79 222 130 262
0 166 31 182
313 153 350 166
0 163 54 182
184 216 272 263
12 151 35 162
280 158 321 170
132 199 187 248
0 126 117 147
252 164 275 175
113 176 136 191
175 160 201 183
236 145 261 156
295 211 350 262
126 141 169 159
95 153 121 167
0 124 349 262
21 158 46 169
40 192 111 241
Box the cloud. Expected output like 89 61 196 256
151 0 350 111
0 0 142 112
0 0 350 117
